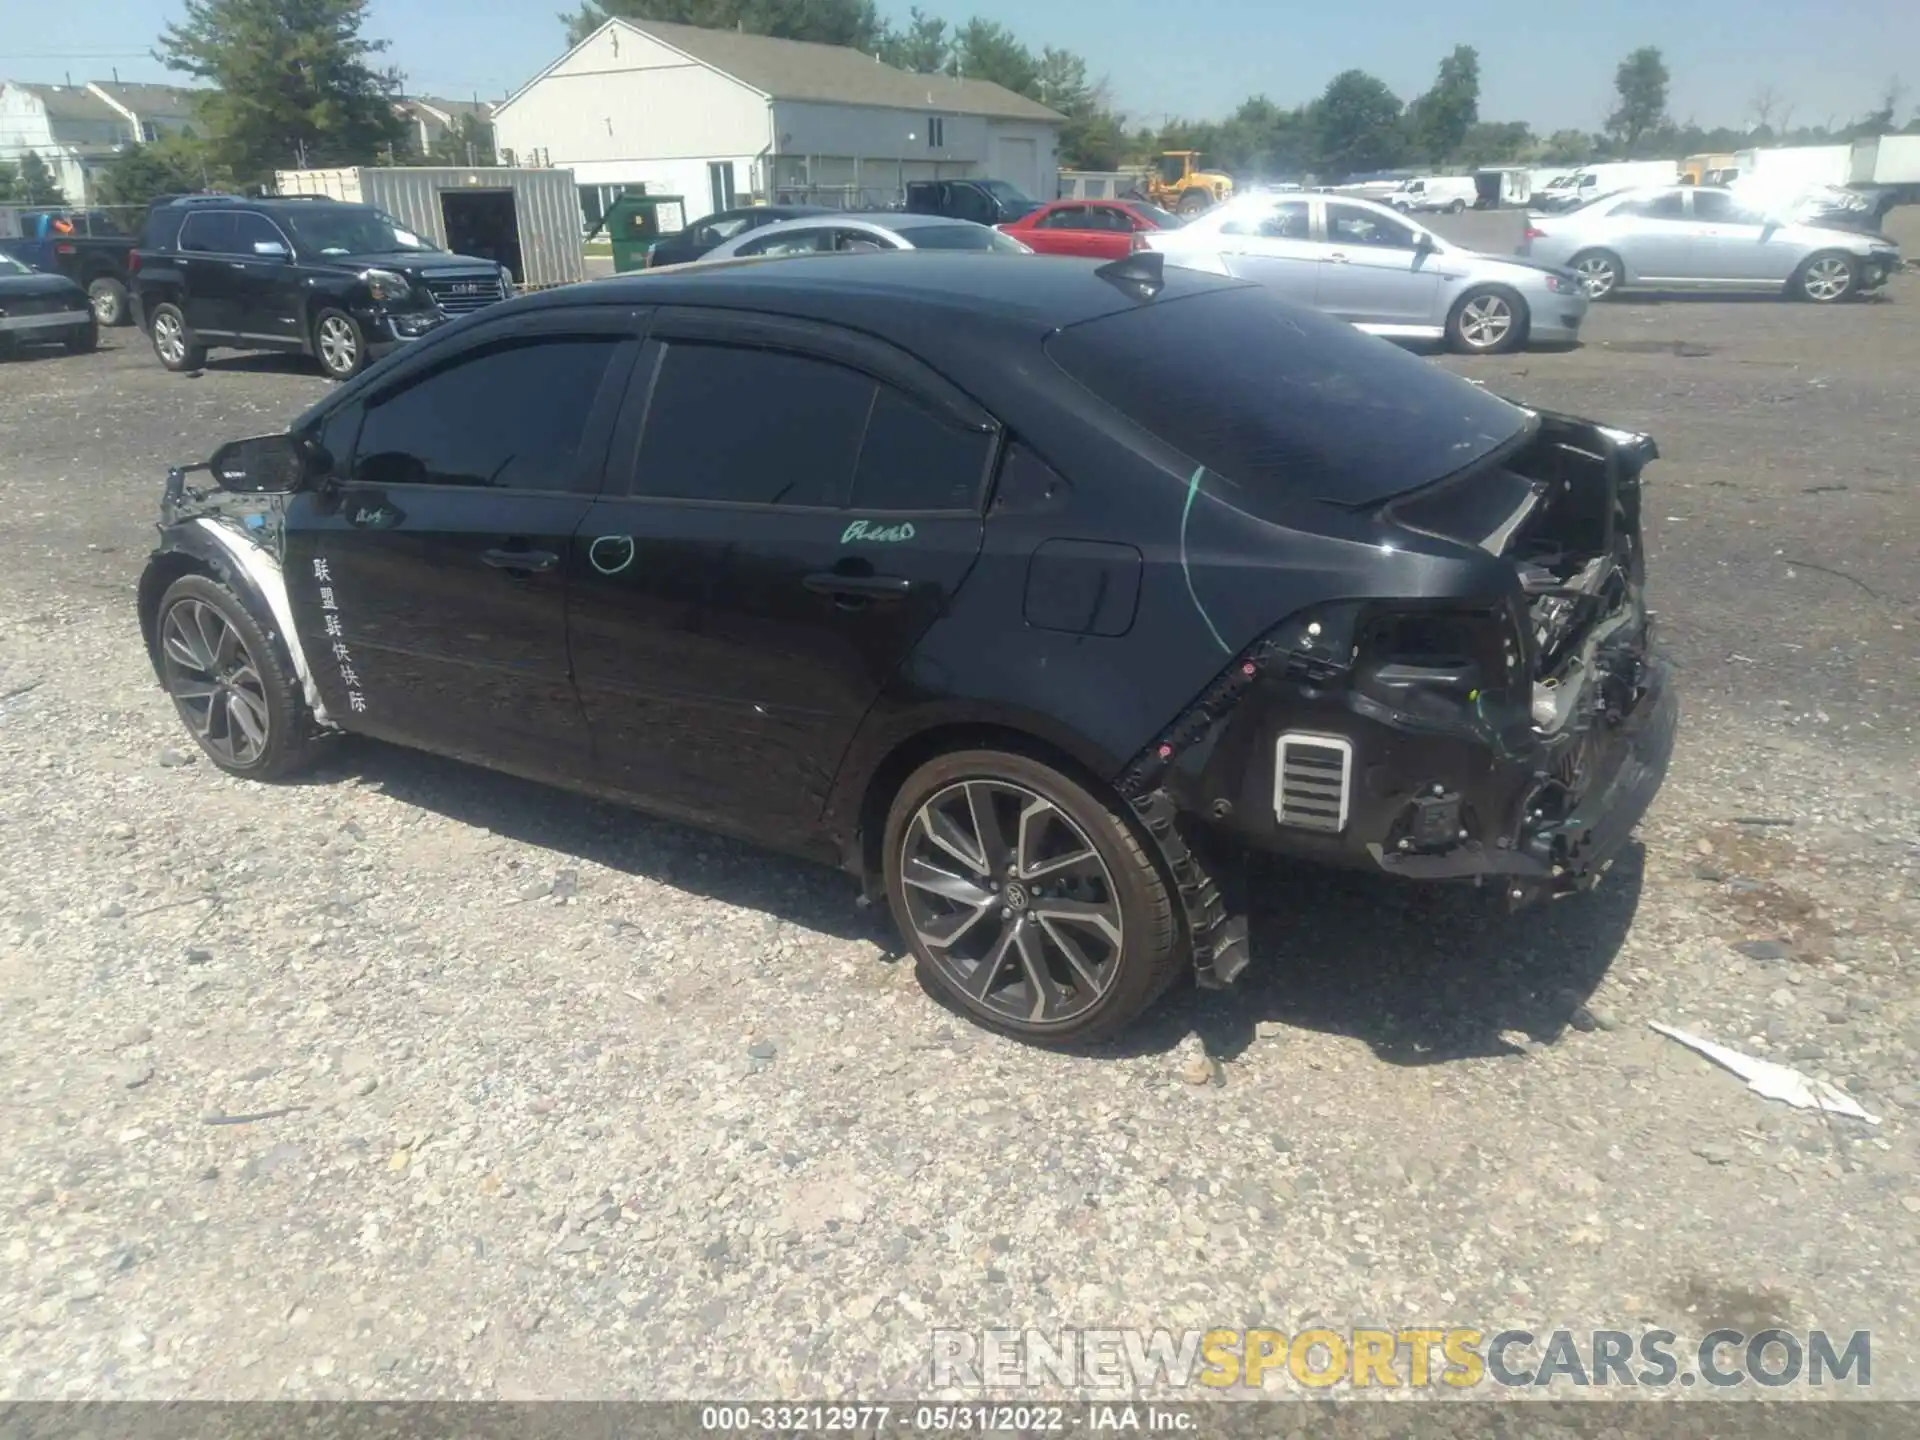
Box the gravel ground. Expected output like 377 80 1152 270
0 276 1916 1403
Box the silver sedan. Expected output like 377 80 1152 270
1144 192 1586 353
700 211 1033 260
1520 185 1901 302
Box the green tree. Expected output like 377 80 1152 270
1310 70 1406 178
879 6 949 72
562 0 885 49
1537 128 1591 164
94 136 224 206
1605 45 1670 154
1455 119 1532 166
156 0 408 182
948 18 1037 94
0 160 14 203
14 150 69 206
428 113 497 165
1406 44 1479 164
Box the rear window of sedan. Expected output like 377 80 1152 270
904 224 1029 252
1045 287 1530 506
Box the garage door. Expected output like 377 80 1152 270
995 137 1038 198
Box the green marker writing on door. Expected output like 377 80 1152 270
841 520 916 545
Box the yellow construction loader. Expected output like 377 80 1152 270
1140 151 1234 214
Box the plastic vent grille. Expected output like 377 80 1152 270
1273 734 1352 833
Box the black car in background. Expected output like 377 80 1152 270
904 179 1042 226
130 195 515 380
644 204 833 268
138 253 1675 1045
0 250 96 356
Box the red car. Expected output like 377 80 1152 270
997 199 1184 259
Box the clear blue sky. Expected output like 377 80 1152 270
6 0 1914 134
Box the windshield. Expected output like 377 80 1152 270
1133 202 1183 229
1047 287 1529 508
903 224 1030 252
978 179 1033 205
283 208 439 258
0 253 32 277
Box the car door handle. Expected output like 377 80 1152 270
229 261 250 270
803 572 913 599
482 547 559 573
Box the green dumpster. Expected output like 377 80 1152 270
593 193 688 272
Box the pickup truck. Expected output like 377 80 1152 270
0 208 138 325
903 179 1041 227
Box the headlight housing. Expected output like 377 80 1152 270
360 268 411 303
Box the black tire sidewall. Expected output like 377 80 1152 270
67 320 99 353
313 308 366 379
881 748 1181 1045
148 303 203 371
1450 285 1528 354
155 574 312 781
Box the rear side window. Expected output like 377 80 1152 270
1047 287 1529 507
140 207 188 250
632 342 871 506
179 212 238 254
352 335 620 491
851 388 991 511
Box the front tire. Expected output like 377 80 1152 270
65 318 99 354
153 575 315 781
1176 189 1211 216
883 749 1182 1046
312 308 366 379
147 302 206 372
1448 285 1528 354
1795 251 1856 303
88 277 130 326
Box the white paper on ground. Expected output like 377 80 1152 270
1649 1021 1881 1124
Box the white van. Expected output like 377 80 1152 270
1386 176 1477 213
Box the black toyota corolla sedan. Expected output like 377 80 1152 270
137 251 1675 1045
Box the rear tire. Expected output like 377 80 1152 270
883 748 1182 1046
153 574 315 781
1569 249 1623 300
1448 198 1467 213
88 277 130 327
1448 285 1528 354
1795 251 1856 303
148 302 206 372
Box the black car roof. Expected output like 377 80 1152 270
538 251 1251 343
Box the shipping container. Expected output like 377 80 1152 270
1849 135 1920 186
1729 145 1851 190
271 166 585 290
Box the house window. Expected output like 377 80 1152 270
708 160 737 213
140 121 158 143
927 117 945 149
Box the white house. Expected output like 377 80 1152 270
491 18 1062 227
0 80 201 205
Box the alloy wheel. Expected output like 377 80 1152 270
90 285 123 325
1457 293 1514 350
160 598 271 766
318 315 358 375
900 779 1124 1028
1573 256 1617 298
152 311 186 365
1801 256 1851 302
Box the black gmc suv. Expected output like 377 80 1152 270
130 195 514 379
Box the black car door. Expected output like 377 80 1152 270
567 308 996 845
224 211 304 348
280 307 641 778
173 210 239 334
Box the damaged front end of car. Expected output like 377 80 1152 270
1119 409 1677 984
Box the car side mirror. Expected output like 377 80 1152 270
253 241 290 260
1414 231 1437 254
210 433 308 494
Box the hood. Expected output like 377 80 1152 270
0 271 86 302
1482 253 1581 283
326 251 497 273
